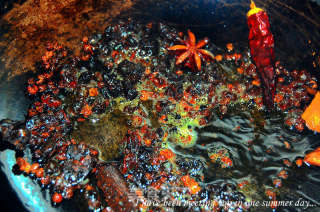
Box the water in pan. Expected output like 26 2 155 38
0 0 320 212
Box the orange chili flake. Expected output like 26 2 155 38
86 184 94 191
111 50 119 59
52 192 63 204
159 149 176 161
83 44 93 54
238 180 249 189
16 157 26 170
234 53 242 61
215 54 223 61
227 84 233 90
221 157 233 168
143 139 152 147
176 70 183 76
283 159 292 167
41 176 50 185
41 132 50 138
80 104 92 117
180 135 193 145
146 22 153 29
145 67 151 75
278 170 288 179
36 74 45 84
132 115 143 126
151 178 164 190
278 77 284 83
158 115 167 123
130 51 136 61
89 87 99 97
252 79 261 86
145 173 153 180
28 108 38 117
36 168 44 178
140 90 153 101
295 122 304 132
77 118 85 122
226 43 234 51
82 36 89 43
237 67 244 74
30 163 40 174
135 189 144 197
273 178 282 188
295 158 303 167
274 94 284 103
81 54 90 61
90 149 99 156
265 189 276 199
283 141 291 149
181 175 201 195
27 84 39 95
254 97 263 106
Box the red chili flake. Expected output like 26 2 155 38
36 75 45 84
105 99 110 107
98 82 105 88
238 180 249 189
27 84 39 95
41 176 50 185
295 122 304 132
36 168 44 178
283 159 292 167
69 81 77 89
265 189 276 199
132 115 143 126
159 149 175 160
80 104 92 117
41 94 50 104
28 108 38 117
180 175 201 195
111 50 119 59
77 118 85 122
90 149 99 156
50 99 61 108
130 51 136 61
56 153 67 161
38 84 47 92
64 187 74 199
83 44 93 54
41 132 50 138
221 157 233 168
28 78 35 84
89 88 99 97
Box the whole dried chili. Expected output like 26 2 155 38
247 0 276 108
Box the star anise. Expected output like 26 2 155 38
168 30 214 71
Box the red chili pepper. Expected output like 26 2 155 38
247 1 275 108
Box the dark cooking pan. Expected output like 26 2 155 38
0 0 320 211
